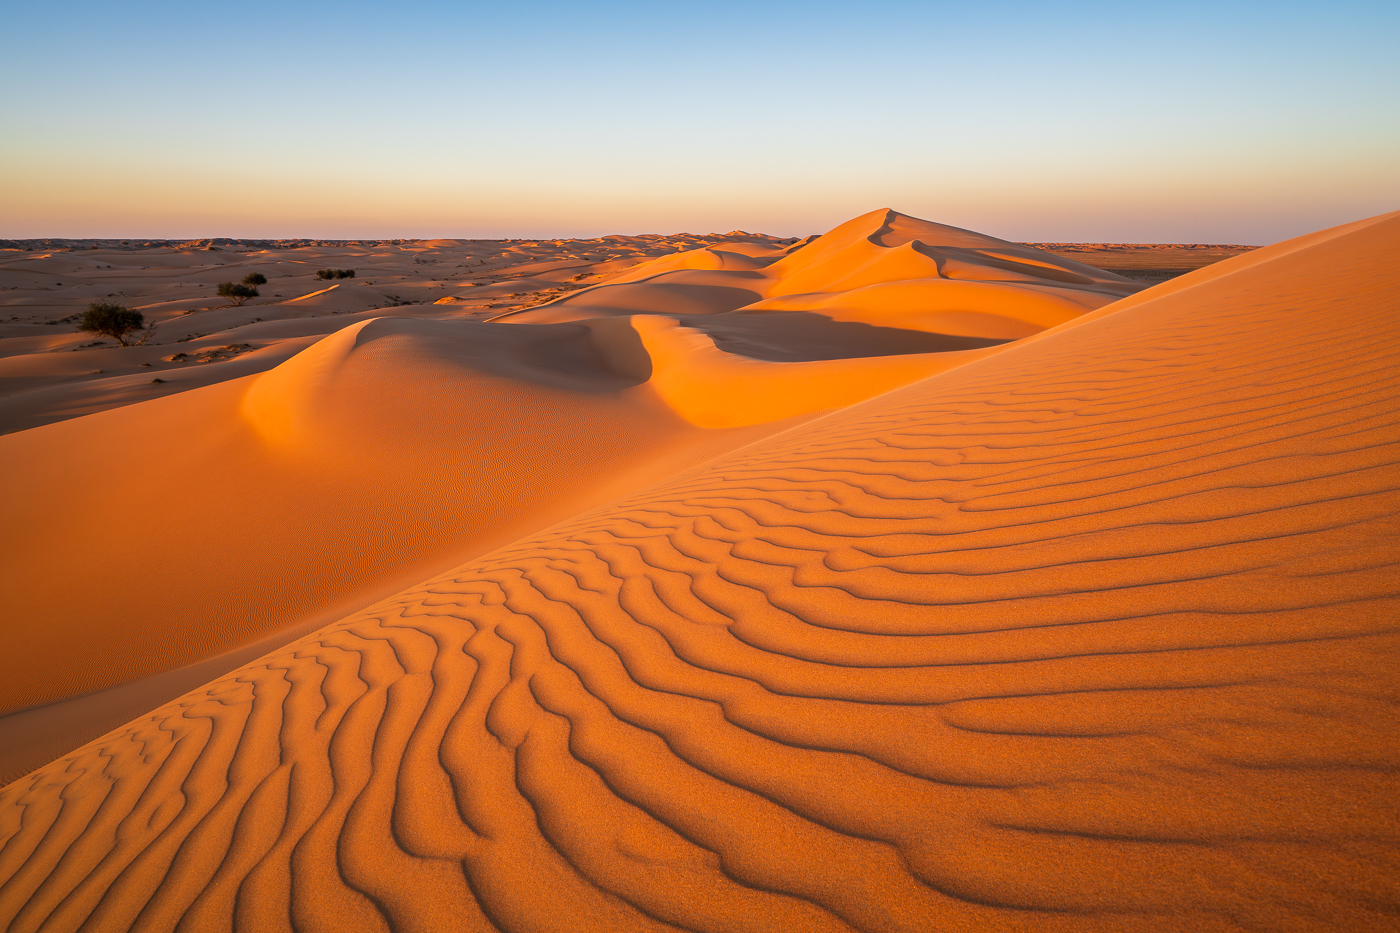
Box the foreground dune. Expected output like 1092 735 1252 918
0 207 1395 931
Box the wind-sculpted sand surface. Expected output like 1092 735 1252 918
0 211 1142 775
0 207 1396 931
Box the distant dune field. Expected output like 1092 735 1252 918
1023 243 1258 283
0 208 1395 932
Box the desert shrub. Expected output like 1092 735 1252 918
317 268 355 279
78 302 145 346
242 272 267 287
337 269 355 278
217 282 258 306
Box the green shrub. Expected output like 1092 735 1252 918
317 268 356 280
78 302 145 346
242 272 267 287
217 282 258 306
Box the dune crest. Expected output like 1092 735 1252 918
496 208 1139 330
240 317 371 446
0 209 1396 931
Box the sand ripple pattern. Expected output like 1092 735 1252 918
2 218 1398 931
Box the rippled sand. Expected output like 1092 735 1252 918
0 208 1395 932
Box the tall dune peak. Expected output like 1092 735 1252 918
769 208 1018 276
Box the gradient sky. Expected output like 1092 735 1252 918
2 0 1396 243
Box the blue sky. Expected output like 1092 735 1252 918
1 0 1396 242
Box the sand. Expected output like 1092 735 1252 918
1023 243 1259 283
0 230 800 436
0 208 1396 932
0 210 1141 766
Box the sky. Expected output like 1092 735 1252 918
1 0 1396 243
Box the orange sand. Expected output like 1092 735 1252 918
0 210 1138 760
0 209 1396 932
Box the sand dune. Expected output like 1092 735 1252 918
0 216 1157 435
0 207 1395 931
0 211 1132 771
0 316 808 780
497 209 1138 332
0 231 797 434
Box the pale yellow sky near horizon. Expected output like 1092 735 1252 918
5 145 1393 245
2 0 1396 243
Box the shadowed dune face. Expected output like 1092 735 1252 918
0 210 1396 931
670 311 1008 362
240 316 643 447
629 315 1007 429
743 279 1099 339
507 279 769 321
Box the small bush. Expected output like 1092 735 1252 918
217 282 258 306
78 302 145 346
316 268 355 280
242 272 267 287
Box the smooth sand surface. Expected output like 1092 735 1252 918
0 209 1396 931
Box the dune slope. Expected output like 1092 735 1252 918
0 315 806 779
0 210 1396 931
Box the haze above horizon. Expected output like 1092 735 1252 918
2 0 1395 244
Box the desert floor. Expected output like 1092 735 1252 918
0 209 1394 932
